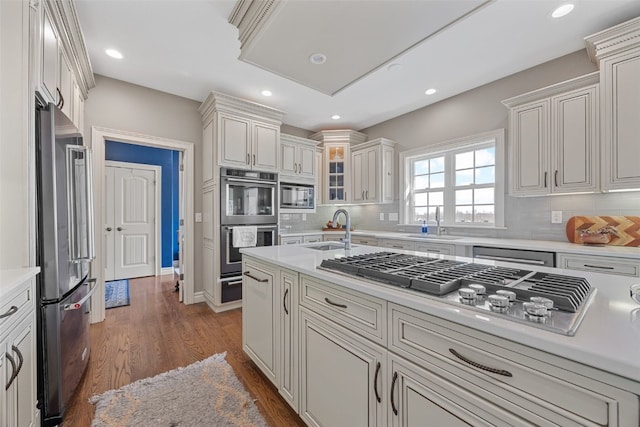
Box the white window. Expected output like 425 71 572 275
401 129 505 227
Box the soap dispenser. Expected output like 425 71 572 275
422 220 428 235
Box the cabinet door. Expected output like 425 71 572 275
10 315 36 427
382 145 395 203
315 150 323 207
72 81 85 135
297 144 315 179
218 113 251 169
552 86 599 193
299 309 385 427
279 269 298 411
40 5 59 104
352 151 365 202
389 355 532 427
509 100 549 196
415 243 454 256
202 119 215 185
242 259 277 383
325 144 350 204
280 140 297 177
59 50 73 119
601 49 640 191
365 148 378 201
253 122 279 172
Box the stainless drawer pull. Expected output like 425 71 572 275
324 297 347 309
390 371 398 415
475 255 545 265
449 348 512 377
243 271 268 283
392 245 403 249
374 361 381 403
0 305 18 319
583 264 614 270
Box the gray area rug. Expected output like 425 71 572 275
90 352 268 426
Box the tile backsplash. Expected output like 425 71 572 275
279 191 640 242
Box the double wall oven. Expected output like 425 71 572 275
220 168 278 302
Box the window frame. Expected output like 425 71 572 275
400 129 505 228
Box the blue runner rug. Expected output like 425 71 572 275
105 279 130 309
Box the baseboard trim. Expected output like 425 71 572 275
192 291 205 304
160 267 174 276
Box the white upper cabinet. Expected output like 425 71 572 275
279 134 317 182
503 73 599 196
352 138 396 204
39 4 59 105
199 91 285 174
586 17 640 191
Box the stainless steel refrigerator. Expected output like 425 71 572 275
35 102 96 426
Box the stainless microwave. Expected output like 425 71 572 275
280 183 315 211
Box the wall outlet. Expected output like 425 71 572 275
389 212 399 221
551 211 563 224
195 212 202 223
379 213 385 221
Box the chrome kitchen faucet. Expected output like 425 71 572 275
332 208 351 250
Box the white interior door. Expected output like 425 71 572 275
104 163 157 280
178 152 185 302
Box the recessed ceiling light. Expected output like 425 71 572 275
331 115 341 120
261 90 272 97
105 48 123 59
387 63 402 72
551 3 574 18
425 88 437 95
309 53 327 65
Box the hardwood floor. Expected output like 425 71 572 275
62 275 305 427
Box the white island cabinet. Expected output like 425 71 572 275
1 269 40 427
241 245 640 427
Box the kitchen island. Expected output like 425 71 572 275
241 243 640 426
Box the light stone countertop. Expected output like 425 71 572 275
280 229 640 259
0 267 40 300
241 243 640 387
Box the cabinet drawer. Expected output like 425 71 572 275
0 280 34 333
557 253 640 277
415 242 455 255
380 239 415 250
300 275 386 345
322 234 345 242
303 234 322 243
389 303 630 426
280 236 302 245
351 236 378 246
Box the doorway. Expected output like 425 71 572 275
104 161 160 281
90 127 195 324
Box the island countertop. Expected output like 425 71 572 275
241 243 640 387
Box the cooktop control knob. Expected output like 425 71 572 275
530 296 554 310
488 294 509 312
496 290 516 303
523 302 549 322
468 284 486 297
458 288 477 305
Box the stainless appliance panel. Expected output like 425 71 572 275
220 168 277 225
280 182 314 209
473 246 555 267
41 278 96 425
220 225 277 276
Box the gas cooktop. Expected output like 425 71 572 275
319 252 596 336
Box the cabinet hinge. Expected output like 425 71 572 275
180 273 184 281
179 219 184 226
180 164 184 172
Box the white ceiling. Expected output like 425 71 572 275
75 0 640 132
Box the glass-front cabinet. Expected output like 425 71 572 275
326 143 349 203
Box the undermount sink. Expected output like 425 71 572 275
306 243 347 251
405 234 462 241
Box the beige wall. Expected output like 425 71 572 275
281 123 313 138
84 75 204 292
361 50 597 150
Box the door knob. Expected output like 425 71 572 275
106 227 112 232
117 227 125 231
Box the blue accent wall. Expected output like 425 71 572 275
105 140 179 268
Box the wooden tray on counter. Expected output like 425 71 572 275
566 215 640 247
321 227 354 232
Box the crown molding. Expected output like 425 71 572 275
280 133 319 147
228 0 282 58
585 16 640 65
198 91 285 123
502 72 599 108
309 129 368 145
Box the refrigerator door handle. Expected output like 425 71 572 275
63 278 97 311
66 146 96 262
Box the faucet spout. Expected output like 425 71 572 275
332 208 351 250
435 206 441 236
